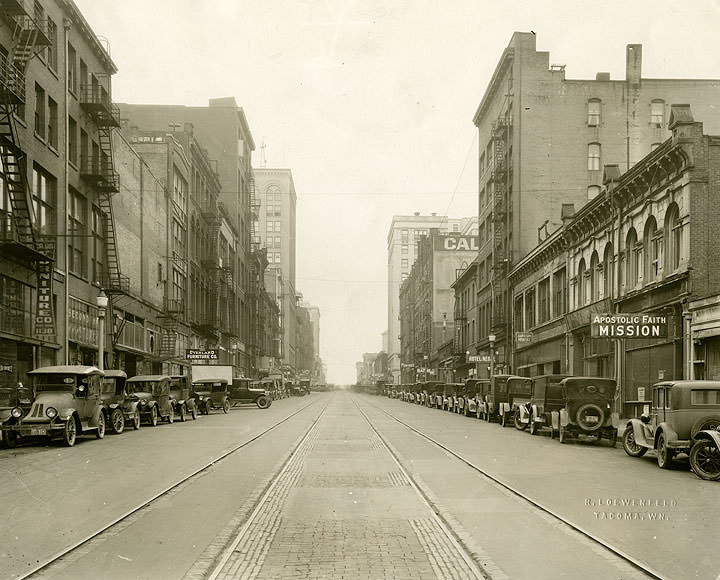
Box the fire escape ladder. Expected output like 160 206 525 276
491 116 511 332
96 192 128 293
248 169 261 251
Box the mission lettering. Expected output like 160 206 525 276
591 314 668 339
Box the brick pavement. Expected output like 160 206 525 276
212 395 483 580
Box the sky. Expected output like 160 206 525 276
73 0 720 384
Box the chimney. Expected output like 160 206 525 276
595 72 610 81
626 44 642 86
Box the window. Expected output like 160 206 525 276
587 99 601 126
553 268 567 316
603 244 614 298
664 203 681 273
538 277 550 322
91 207 105 284
79 59 88 92
651 100 665 126
68 116 77 165
266 236 273 248
625 228 638 289
588 143 601 171
47 97 57 149
401 258 408 269
587 185 600 200
67 44 77 94
525 288 536 328
691 390 720 405
589 251 599 302
401 229 408 244
173 169 187 210
643 216 661 283
273 221 281 232
577 258 586 305
172 219 186 258
274 236 280 247
32 165 55 235
401 244 408 254
34 83 45 138
514 294 524 332
68 189 87 276
46 17 57 71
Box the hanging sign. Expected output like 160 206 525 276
35 262 56 341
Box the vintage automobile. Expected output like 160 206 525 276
521 374 570 436
497 376 533 428
126 375 175 426
623 380 720 470
469 379 492 419
690 423 720 481
484 374 521 422
1 365 106 447
554 377 619 445
0 380 33 446
441 383 459 411
453 383 473 414
169 375 197 421
419 381 442 408
233 378 272 409
192 377 231 414
426 383 444 408
101 370 141 433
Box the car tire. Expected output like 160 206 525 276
110 408 125 434
559 423 567 444
689 439 720 481
191 406 197 420
133 409 141 430
575 403 605 432
167 406 174 424
622 426 647 457
61 418 77 447
150 406 158 427
223 399 230 414
179 405 186 422
657 433 675 469
95 412 106 439
256 395 271 409
514 409 527 431
529 414 538 435
690 416 720 439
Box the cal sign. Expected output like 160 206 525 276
591 313 668 339
441 236 479 251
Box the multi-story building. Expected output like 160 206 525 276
399 229 479 383
387 213 477 383
119 98 267 375
473 32 720 379
355 351 389 386
0 0 124 385
509 106 720 416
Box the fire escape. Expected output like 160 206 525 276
0 3 56 302
192 201 222 348
79 73 128 294
491 115 511 338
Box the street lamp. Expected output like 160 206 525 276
488 334 496 378
96 290 108 372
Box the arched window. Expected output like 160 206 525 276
577 258 587 306
588 143 601 171
589 251 600 302
587 99 601 126
603 243 614 298
643 216 660 283
664 203 682 273
625 228 638 289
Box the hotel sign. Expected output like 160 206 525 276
591 314 668 339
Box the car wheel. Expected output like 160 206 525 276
500 412 507 427
575 403 605 432
61 418 77 447
256 395 271 409
690 416 720 439
95 412 106 439
150 406 158 427
167 406 174 424
514 409 527 431
689 439 720 481
191 406 197 420
110 408 125 434
179 405 186 422
657 433 675 469
529 414 538 435
559 423 567 444
223 399 230 414
622 427 647 457
133 409 141 430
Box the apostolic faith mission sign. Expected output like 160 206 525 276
590 314 668 338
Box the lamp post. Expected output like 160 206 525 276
488 334 496 379
96 290 108 372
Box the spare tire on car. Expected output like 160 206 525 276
575 403 605 432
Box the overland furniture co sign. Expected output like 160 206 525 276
590 313 668 338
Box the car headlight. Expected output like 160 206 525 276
11 407 22 418
140 400 148 406
46 407 58 419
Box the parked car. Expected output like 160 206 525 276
623 380 720 470
555 377 618 445
192 377 231 414
126 375 175 426
521 374 570 436
232 378 272 409
0 380 33 446
484 375 520 422
497 376 532 428
469 379 491 419
426 383 444 408
453 383 473 414
101 370 141 433
169 375 197 421
419 381 442 408
441 383 459 411
1 365 106 447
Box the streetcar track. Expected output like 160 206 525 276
17 398 323 580
360 395 667 580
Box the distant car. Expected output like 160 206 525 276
101 370 141 433
232 378 272 409
484 375 521 423
521 374 570 436
497 376 532 428
1 365 106 447
169 375 198 421
126 375 175 426
623 380 720 471
192 377 231 414
556 377 619 445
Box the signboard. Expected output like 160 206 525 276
590 313 668 339
440 236 479 252
35 262 56 341
467 354 490 363
185 349 219 360
515 332 533 343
